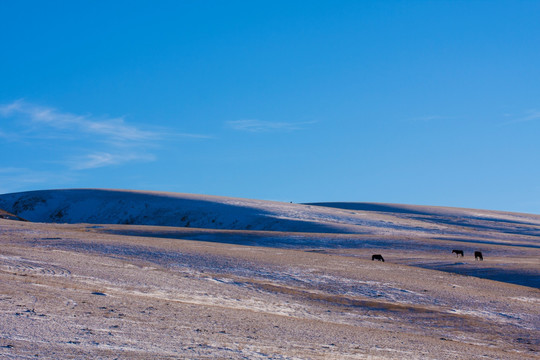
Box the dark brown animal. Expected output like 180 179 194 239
372 254 384 262
452 249 464 257
474 251 483 261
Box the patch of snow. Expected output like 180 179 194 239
510 297 540 304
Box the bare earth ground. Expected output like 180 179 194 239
1 219 538 359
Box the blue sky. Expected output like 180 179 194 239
1 1 539 213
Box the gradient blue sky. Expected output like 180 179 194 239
1 1 539 213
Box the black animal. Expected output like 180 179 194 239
474 251 483 261
372 254 384 262
452 249 464 257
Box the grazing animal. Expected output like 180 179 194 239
474 251 483 261
452 249 464 257
372 254 384 262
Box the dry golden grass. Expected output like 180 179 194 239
1 219 539 359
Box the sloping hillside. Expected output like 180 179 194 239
1 218 539 358
0 189 539 358
1 189 540 238
0 189 356 233
0 207 26 221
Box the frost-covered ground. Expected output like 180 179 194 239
0 189 539 358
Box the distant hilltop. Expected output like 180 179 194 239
1 189 539 239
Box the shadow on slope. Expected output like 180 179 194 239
0 189 344 233
308 202 540 237
307 202 432 215
412 262 540 289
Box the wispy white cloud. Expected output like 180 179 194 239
0 100 158 143
500 110 540 126
0 101 22 117
68 152 156 170
227 119 314 133
0 100 211 170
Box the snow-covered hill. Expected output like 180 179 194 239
0 189 539 238
0 189 359 233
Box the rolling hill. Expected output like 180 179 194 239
0 189 539 358
1 189 539 238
